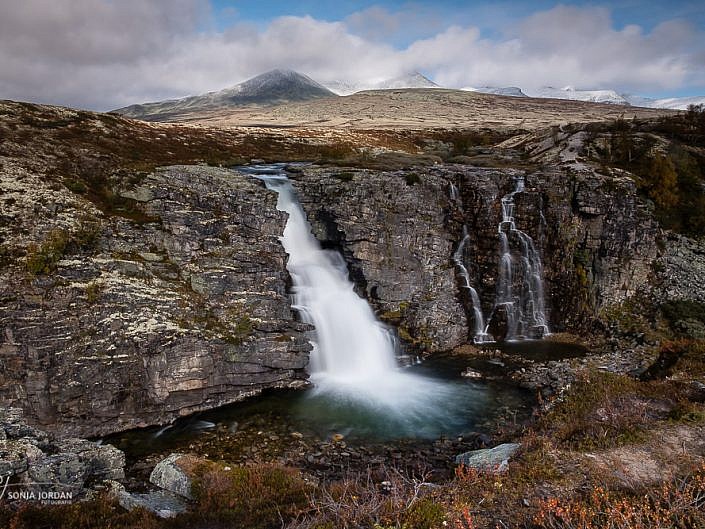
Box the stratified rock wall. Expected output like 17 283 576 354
293 168 468 352
294 162 661 345
0 166 310 437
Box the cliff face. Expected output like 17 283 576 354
0 164 310 437
293 168 468 351
293 161 661 348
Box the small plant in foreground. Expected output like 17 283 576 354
534 463 705 529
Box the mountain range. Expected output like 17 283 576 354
467 85 705 109
114 69 705 121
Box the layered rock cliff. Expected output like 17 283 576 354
1 163 310 437
292 160 662 348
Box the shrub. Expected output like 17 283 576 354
25 219 102 276
0 495 159 529
25 229 70 275
186 462 311 529
85 281 104 304
403 498 445 529
537 370 680 450
534 463 705 529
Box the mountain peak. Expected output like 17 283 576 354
376 72 439 90
115 69 335 121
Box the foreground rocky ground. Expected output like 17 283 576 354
1 99 705 527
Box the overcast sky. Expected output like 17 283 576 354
1 0 704 110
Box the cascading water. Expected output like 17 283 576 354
260 170 397 382
244 164 481 437
449 184 490 343
491 176 550 339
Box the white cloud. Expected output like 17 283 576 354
0 1 703 110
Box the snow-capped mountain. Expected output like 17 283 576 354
463 86 527 97
375 72 440 90
115 69 336 120
525 86 629 105
323 72 439 95
636 95 705 110
465 84 704 110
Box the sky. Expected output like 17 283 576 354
0 0 704 111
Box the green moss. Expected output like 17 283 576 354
85 281 104 304
64 178 87 194
229 315 253 345
25 217 102 276
333 171 355 182
403 498 445 529
404 172 421 185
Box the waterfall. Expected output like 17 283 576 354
492 176 550 339
449 183 490 343
246 164 460 417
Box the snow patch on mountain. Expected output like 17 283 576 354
323 72 439 95
525 86 630 105
463 86 527 97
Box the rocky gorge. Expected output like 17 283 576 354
1 99 705 526
2 101 705 433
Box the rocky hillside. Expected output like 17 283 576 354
293 161 664 348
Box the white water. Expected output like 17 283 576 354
492 176 550 339
250 165 463 419
449 183 491 343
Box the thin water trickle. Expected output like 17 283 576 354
492 176 550 339
449 183 491 343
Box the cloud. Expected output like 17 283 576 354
344 5 444 43
0 2 703 110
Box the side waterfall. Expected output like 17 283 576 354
248 165 463 423
449 183 490 343
492 176 550 339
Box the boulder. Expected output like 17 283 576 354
455 443 521 473
150 453 203 500
111 481 187 519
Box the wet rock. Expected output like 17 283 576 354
455 442 521 472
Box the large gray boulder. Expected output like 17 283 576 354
150 453 202 500
455 442 521 472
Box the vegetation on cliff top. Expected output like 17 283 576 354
588 105 705 237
